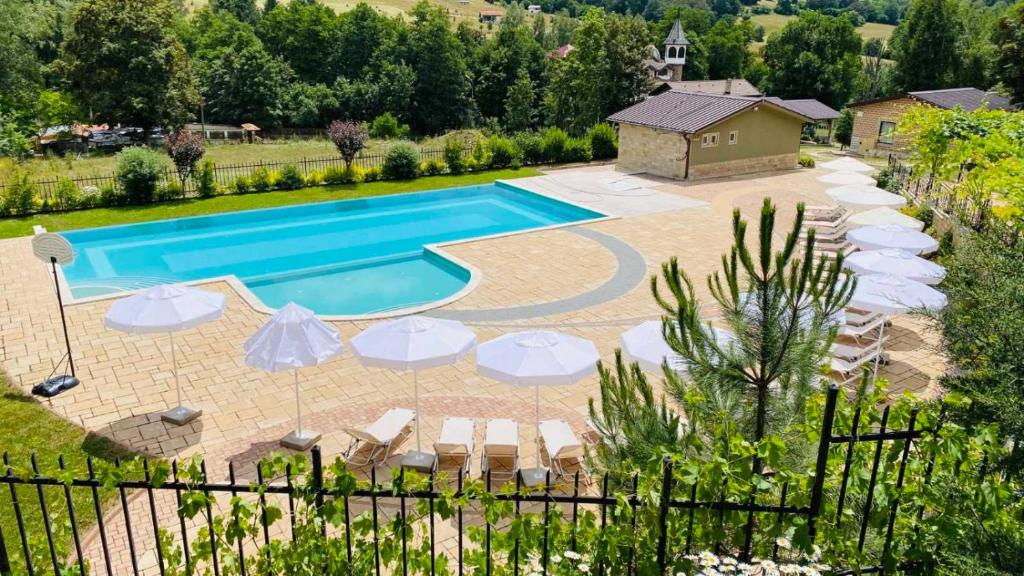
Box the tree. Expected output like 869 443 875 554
257 0 340 84
834 108 854 148
335 3 397 80
762 12 863 109
328 120 368 170
504 68 535 132
400 2 472 133
705 18 753 80
211 0 259 25
994 2 1024 105
471 6 545 123
61 0 199 133
196 31 291 126
890 0 962 91
165 130 205 196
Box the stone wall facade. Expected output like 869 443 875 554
616 123 690 180
850 97 919 156
687 152 799 180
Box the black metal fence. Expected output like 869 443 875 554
0 386 945 575
1 147 448 206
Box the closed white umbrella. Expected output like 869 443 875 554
621 321 686 374
848 207 924 231
817 171 877 186
476 330 599 485
105 284 225 425
827 185 907 211
351 316 476 470
848 224 939 255
844 249 946 285
819 157 874 173
245 302 343 450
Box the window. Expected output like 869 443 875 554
728 130 738 145
667 46 677 59
878 121 897 145
701 132 719 148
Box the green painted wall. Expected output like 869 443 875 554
689 105 803 166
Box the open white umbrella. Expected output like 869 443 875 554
621 320 686 374
847 224 939 255
245 302 343 450
476 330 599 485
844 249 946 285
350 316 476 470
848 274 947 376
105 284 225 425
827 185 907 211
848 207 924 231
816 171 877 186
818 157 874 173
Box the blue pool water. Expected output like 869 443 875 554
59 183 603 315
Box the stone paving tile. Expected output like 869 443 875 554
0 166 947 572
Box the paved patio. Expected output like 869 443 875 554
0 164 947 572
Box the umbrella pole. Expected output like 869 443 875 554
535 384 541 469
872 316 887 379
414 370 421 451
295 369 302 437
171 331 181 408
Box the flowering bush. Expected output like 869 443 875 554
678 551 827 576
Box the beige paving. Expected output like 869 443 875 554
0 165 947 573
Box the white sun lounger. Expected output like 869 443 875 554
434 417 475 477
539 419 589 483
343 408 416 467
482 418 518 485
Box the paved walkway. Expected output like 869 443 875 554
0 164 948 574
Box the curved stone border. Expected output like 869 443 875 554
433 227 647 323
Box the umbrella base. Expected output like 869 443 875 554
401 450 436 473
162 406 202 426
521 467 552 488
280 430 321 451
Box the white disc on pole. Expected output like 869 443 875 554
32 233 75 265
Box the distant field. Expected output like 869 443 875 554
186 0 516 25
751 12 896 43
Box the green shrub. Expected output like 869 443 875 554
1 170 37 215
586 123 618 160
421 159 445 176
798 154 816 168
53 178 80 211
304 170 324 187
232 176 253 194
250 167 272 193
487 135 519 169
513 131 544 165
471 136 491 169
464 156 479 173
160 181 183 200
444 139 466 175
368 113 409 139
540 127 569 163
562 138 592 163
195 159 218 198
99 182 123 206
114 146 164 204
323 166 348 185
363 166 383 182
383 141 420 180
278 164 304 190
79 185 101 209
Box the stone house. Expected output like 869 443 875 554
848 87 1015 155
608 91 812 180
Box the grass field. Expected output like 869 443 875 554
0 167 541 239
0 373 134 572
4 135 464 183
185 0 517 25
751 12 896 43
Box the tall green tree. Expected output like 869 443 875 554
257 0 340 84
196 27 291 126
211 0 260 25
61 0 199 132
335 3 397 80
994 2 1024 104
762 12 863 108
400 1 471 134
504 67 536 132
472 5 545 123
705 17 754 80
890 0 963 91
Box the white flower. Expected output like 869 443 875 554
551 554 562 564
579 562 591 573
564 550 581 560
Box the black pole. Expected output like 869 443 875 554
51 257 75 378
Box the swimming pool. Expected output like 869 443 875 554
58 182 604 316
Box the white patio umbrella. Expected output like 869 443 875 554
847 207 924 231
826 185 907 211
818 157 874 173
350 316 476 470
105 284 225 426
844 249 946 285
847 224 939 255
621 321 737 374
244 302 343 450
816 171 877 186
476 330 599 486
848 274 947 375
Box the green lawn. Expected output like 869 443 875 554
0 168 542 239
750 12 895 44
0 373 134 572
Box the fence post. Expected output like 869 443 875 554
311 446 326 538
808 384 839 543
0 521 10 575
656 456 673 573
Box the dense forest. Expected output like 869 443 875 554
1 0 1022 156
